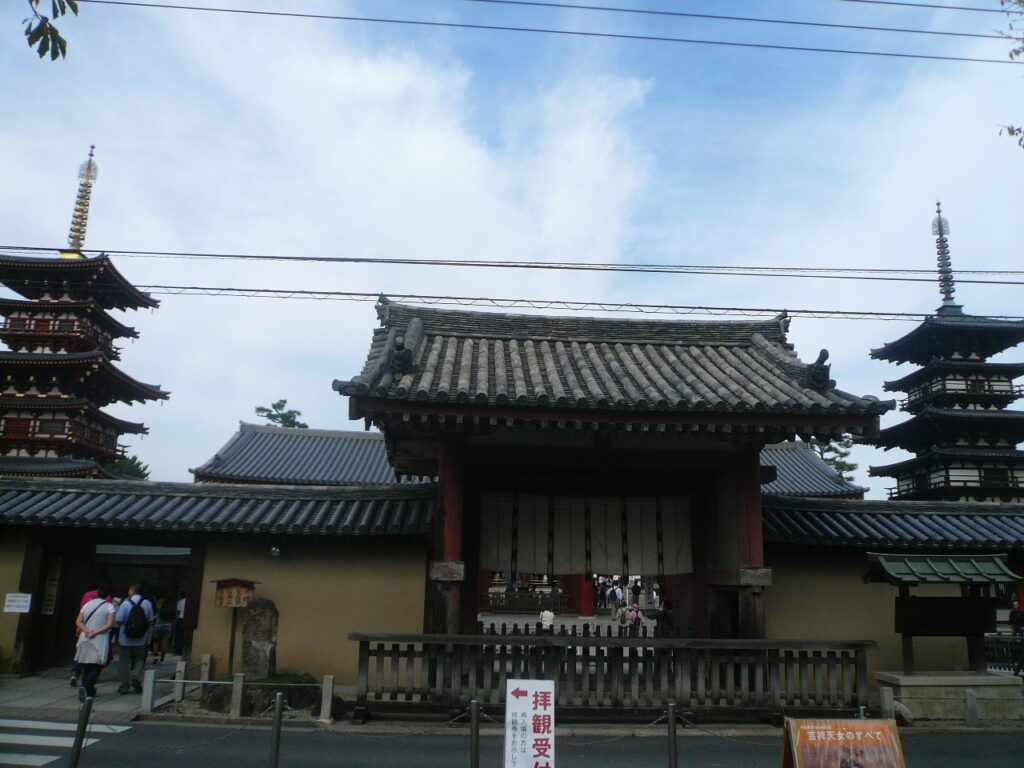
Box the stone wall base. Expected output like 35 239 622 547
876 671 1023 721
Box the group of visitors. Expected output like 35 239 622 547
71 582 186 701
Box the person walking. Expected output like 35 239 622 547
115 583 154 694
173 590 187 656
152 591 176 664
70 583 111 687
74 586 115 700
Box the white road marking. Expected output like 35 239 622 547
0 735 99 749
0 754 61 766
0 720 130 734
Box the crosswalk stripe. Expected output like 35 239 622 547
0 755 61 767
0 720 130 734
0 735 99 749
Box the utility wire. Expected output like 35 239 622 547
834 0 1010 15
75 0 1021 65
459 0 1006 40
68 283 1024 321
5 246 1024 286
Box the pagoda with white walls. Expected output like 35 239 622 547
0 148 168 477
865 205 1024 501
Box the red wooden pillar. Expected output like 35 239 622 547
560 574 590 617
437 440 465 634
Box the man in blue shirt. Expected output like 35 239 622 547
115 583 154 694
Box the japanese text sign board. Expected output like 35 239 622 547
782 718 906 768
3 593 32 613
213 578 256 609
504 679 555 768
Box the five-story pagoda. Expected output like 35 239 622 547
866 205 1024 501
0 148 168 478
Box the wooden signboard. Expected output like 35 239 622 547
429 561 465 582
782 719 905 768
213 578 257 608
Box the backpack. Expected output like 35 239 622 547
124 597 149 639
617 607 628 626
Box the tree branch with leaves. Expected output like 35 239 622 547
23 0 78 60
807 435 859 481
255 399 309 429
1003 0 1024 148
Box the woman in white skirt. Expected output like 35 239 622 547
75 586 116 700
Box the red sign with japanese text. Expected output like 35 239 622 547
504 679 555 768
782 719 906 768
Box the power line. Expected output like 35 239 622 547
5 246 1024 287
834 0 1009 14
122 284 1024 321
460 0 1005 40
75 0 1022 65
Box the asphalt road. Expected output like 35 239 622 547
3 719 1023 768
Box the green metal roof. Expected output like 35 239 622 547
863 552 1020 585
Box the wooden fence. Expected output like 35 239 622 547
985 633 1022 673
350 632 873 721
485 592 572 614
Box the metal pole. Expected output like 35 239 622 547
269 691 284 768
667 701 678 768
469 700 480 768
228 607 238 675
67 696 93 768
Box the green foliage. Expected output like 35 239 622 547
109 454 151 480
255 399 308 429
808 434 858 481
1003 0 1024 148
23 0 77 61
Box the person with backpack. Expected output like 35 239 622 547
115 583 154 694
151 591 176 664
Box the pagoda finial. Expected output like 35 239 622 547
65 145 98 256
931 201 961 315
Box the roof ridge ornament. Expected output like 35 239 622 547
65 146 98 257
931 201 963 316
801 348 834 391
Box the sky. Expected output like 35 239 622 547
1 0 1021 494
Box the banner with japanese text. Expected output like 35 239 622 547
504 679 555 768
782 718 906 768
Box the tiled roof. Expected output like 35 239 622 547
0 476 435 538
334 299 889 424
0 398 147 434
0 253 158 310
763 495 1024 550
0 457 111 478
871 313 1024 365
863 552 1018 585
192 423 429 485
759 442 866 497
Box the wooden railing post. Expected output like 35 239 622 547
855 647 868 708
353 640 370 723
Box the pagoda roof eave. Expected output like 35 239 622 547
882 360 1024 392
862 407 1024 450
871 314 1024 365
0 253 158 310
0 351 169 403
869 447 1024 477
0 297 139 338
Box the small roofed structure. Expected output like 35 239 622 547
191 422 429 485
863 552 1019 675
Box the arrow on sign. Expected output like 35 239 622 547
511 687 528 699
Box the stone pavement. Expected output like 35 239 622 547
0 654 184 723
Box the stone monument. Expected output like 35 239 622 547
241 597 278 679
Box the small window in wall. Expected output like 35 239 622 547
966 380 988 394
56 319 76 332
982 468 1010 486
33 319 52 332
37 419 67 435
914 474 930 494
7 318 27 330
